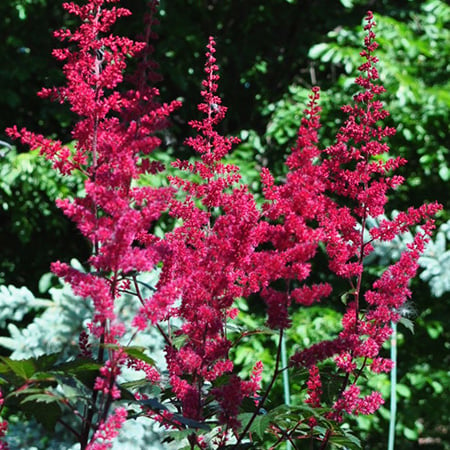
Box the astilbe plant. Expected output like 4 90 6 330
7 0 180 448
281 12 440 440
3 2 441 449
147 37 263 443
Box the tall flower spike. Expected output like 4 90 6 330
257 86 330 330
185 36 239 165
7 1 179 445
290 11 441 424
155 37 261 431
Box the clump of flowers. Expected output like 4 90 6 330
283 11 440 435
4 3 440 449
152 36 262 443
7 0 180 446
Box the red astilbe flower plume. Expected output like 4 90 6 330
258 86 331 329
7 0 180 444
135 37 262 432
289 11 441 423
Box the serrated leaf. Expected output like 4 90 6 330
0 357 36 380
135 279 157 292
250 413 272 439
30 371 57 382
37 401 62 432
239 396 261 414
238 412 253 430
162 429 193 443
329 432 362 449
313 425 328 437
269 403 325 420
10 387 46 399
54 358 101 388
120 378 150 390
56 358 101 374
20 393 61 404
117 384 136 402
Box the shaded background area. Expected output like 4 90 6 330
0 0 448 448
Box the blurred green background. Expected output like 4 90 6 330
0 0 448 448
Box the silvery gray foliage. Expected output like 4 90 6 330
0 260 165 449
418 220 450 297
6 416 165 450
364 215 450 298
0 260 90 360
6 417 165 450
0 285 51 329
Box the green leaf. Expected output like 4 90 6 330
38 272 54 294
122 347 156 366
10 387 46 398
426 321 444 339
438 164 449 181
396 383 411 398
53 374 92 400
172 414 211 430
329 432 362 449
54 358 101 388
56 358 101 375
340 0 353 8
402 128 413 141
250 413 272 440
220 445 254 449
20 393 61 405
36 401 62 432
404 426 418 440
308 43 328 59
431 380 443 394
120 378 151 390
162 429 201 445
340 289 355 306
140 397 169 412
0 357 36 380
19 397 62 432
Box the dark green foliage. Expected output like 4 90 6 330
0 0 75 140
0 147 89 289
